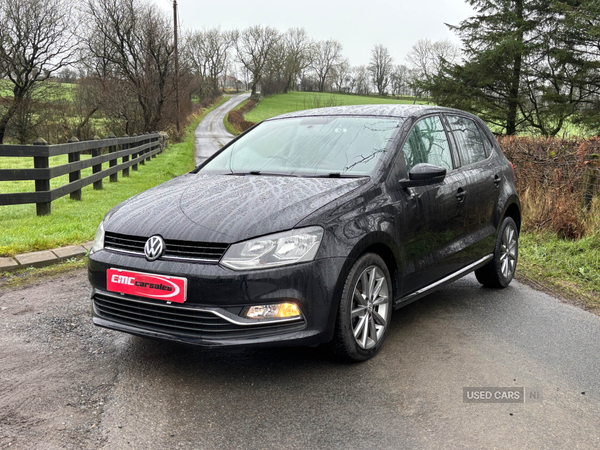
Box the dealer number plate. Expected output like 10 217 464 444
106 269 187 303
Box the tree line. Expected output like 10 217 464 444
1 0 597 144
0 0 440 144
420 0 600 136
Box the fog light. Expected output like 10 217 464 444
244 303 301 319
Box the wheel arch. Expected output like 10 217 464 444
502 200 522 233
324 232 402 341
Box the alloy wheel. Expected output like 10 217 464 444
351 266 390 350
500 224 517 279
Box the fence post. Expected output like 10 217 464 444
583 154 599 211
68 136 82 201
122 134 130 177
131 134 139 171
139 134 146 166
92 135 103 190
144 131 151 161
33 137 50 216
151 132 158 158
108 133 118 182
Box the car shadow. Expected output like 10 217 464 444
117 275 510 379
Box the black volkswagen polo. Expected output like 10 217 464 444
88 105 521 361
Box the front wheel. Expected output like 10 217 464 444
475 217 519 288
330 253 393 362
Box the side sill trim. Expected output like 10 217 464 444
394 254 493 309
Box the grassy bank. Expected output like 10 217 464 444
518 232 600 311
0 97 227 257
224 98 252 136
244 91 425 123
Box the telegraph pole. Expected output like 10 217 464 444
173 0 180 133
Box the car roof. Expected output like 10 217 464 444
268 104 469 121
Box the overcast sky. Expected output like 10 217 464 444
157 0 475 67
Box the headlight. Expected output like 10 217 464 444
90 221 105 254
220 226 324 270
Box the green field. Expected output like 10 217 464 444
0 79 76 102
243 91 425 123
0 96 227 257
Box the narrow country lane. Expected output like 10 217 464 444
194 93 251 166
1 271 599 449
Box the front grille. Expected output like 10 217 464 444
104 232 229 263
93 292 305 340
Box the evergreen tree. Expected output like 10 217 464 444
425 0 591 136
556 0 600 133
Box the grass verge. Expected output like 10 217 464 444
518 232 600 312
223 98 251 136
0 258 87 291
0 96 227 257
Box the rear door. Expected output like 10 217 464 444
443 114 500 264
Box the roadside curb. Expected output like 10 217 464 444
1 242 93 272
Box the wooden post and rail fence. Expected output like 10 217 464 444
0 132 164 216
1 133 598 216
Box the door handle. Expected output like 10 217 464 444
456 187 466 202
493 174 501 188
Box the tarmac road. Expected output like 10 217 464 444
1 270 599 449
194 93 252 166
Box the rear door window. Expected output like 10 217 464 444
401 116 453 172
446 115 488 166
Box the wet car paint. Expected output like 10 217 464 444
88 104 520 348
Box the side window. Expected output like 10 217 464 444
480 128 495 157
401 116 453 172
446 115 488 166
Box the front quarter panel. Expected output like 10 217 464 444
298 184 404 332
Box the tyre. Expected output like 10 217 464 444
475 217 519 288
330 253 393 362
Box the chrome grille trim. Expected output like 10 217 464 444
104 232 229 263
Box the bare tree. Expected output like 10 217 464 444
0 0 76 142
85 0 175 132
186 28 234 100
407 38 460 81
389 64 410 96
282 28 312 93
235 25 279 96
368 44 394 96
262 39 288 95
350 65 370 95
310 39 343 92
331 58 350 93
69 75 102 140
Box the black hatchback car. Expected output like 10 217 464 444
88 105 520 361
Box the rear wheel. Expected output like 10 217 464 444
475 217 518 288
330 253 393 362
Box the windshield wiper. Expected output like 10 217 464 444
226 171 300 177
305 173 369 178
225 171 366 178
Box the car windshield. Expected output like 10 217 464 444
200 116 402 177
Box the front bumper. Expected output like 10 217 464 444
88 250 347 348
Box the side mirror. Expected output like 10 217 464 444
399 163 446 188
